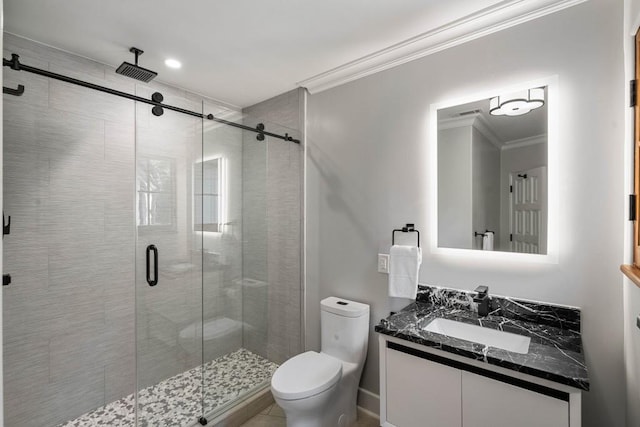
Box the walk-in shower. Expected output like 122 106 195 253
2 34 303 427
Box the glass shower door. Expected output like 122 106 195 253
134 90 204 426
200 111 301 418
200 112 264 417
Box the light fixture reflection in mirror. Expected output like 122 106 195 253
431 77 557 262
489 87 545 117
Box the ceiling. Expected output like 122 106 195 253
4 0 507 108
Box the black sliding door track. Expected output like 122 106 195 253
3 53 300 144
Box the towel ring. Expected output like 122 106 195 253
392 223 420 248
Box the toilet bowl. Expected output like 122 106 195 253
271 297 370 427
272 351 342 426
178 317 243 357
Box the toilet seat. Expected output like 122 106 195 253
271 351 342 400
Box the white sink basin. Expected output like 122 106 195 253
423 318 531 354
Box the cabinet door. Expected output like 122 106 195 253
386 347 462 427
462 371 569 427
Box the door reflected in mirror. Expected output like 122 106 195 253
436 86 548 254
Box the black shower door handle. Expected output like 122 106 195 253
146 244 158 286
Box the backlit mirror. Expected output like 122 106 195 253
194 157 225 233
436 84 549 255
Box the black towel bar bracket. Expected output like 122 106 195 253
3 84 24 96
474 229 495 237
3 212 10 237
392 223 420 247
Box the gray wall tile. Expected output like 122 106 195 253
5 368 105 427
105 354 136 403
49 326 108 383
3 337 49 393
2 35 190 426
242 89 304 364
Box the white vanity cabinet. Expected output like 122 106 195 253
379 336 582 427
462 371 568 427
386 344 462 427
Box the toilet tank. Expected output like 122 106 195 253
321 297 370 364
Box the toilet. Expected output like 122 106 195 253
271 297 370 427
178 317 243 357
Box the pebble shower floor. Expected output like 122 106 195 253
57 349 279 427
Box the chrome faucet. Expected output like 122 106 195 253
473 286 490 317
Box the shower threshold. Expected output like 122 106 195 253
57 348 278 427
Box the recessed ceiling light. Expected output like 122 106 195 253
164 59 182 69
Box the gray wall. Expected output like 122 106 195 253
437 124 500 250
305 1 625 426
438 126 472 249
624 0 640 425
471 127 500 250
0 3 5 421
243 89 304 364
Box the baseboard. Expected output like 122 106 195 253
357 405 380 421
357 387 380 416
207 387 274 427
204 386 378 426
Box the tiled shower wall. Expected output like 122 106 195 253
3 33 137 426
201 117 245 364
243 89 304 364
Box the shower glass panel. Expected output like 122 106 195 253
201 111 302 418
134 90 204 426
2 35 139 426
3 34 303 427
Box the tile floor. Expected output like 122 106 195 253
240 404 380 427
54 346 379 427
58 348 278 427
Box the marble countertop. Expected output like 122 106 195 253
375 286 589 391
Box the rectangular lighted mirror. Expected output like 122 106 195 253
194 157 225 233
432 77 557 259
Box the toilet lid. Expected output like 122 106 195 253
271 351 342 400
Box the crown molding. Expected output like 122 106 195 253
439 113 503 148
501 133 547 150
471 114 503 149
298 0 587 94
438 115 477 130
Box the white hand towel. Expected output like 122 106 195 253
482 232 494 251
388 245 422 299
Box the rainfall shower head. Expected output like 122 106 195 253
116 47 157 82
